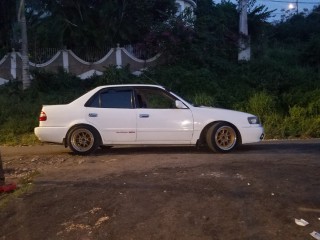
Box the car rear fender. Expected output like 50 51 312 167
64 124 102 148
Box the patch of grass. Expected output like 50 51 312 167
1 133 40 146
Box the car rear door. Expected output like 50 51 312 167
134 87 194 143
85 87 136 143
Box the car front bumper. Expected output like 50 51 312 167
239 125 265 144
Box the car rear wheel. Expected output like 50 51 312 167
68 125 100 155
206 122 239 153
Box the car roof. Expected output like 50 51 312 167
71 84 170 106
94 84 166 91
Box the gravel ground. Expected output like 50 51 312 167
0 139 320 240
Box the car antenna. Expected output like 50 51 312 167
141 72 172 90
141 72 161 86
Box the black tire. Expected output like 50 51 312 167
67 125 100 155
206 122 239 153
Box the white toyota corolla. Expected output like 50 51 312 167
34 84 264 154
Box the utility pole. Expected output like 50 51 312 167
238 0 251 61
18 0 31 90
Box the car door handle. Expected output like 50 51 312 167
139 114 149 118
89 113 98 117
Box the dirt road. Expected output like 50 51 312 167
1 140 320 240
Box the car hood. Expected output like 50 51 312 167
191 105 255 127
198 105 252 115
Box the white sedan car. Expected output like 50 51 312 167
34 84 264 155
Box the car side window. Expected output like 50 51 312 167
135 88 176 109
87 89 133 108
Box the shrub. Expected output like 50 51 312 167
91 65 136 87
192 92 216 106
235 92 277 123
283 105 320 138
263 113 286 139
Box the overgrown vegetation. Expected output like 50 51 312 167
0 0 319 144
0 59 319 145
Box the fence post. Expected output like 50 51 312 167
62 49 69 72
116 43 122 69
10 49 17 80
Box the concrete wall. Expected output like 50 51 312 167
175 0 196 14
0 46 161 85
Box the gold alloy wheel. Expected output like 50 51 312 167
214 126 237 151
70 128 95 152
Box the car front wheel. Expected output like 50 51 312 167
206 122 239 153
67 125 100 155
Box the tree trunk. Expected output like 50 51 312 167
18 0 31 90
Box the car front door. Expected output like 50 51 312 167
85 87 136 143
134 87 194 143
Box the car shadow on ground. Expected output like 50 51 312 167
83 140 320 156
239 140 320 154
92 146 206 156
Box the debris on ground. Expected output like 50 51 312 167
295 218 309 226
310 231 320 240
0 150 16 193
0 183 17 193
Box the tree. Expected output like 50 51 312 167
0 1 16 54
273 5 320 43
144 0 272 66
142 8 196 63
191 0 239 64
25 0 176 50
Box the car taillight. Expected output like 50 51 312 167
39 111 47 121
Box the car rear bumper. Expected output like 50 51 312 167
34 127 68 144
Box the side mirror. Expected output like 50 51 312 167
175 100 187 109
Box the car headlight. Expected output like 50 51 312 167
248 116 260 124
